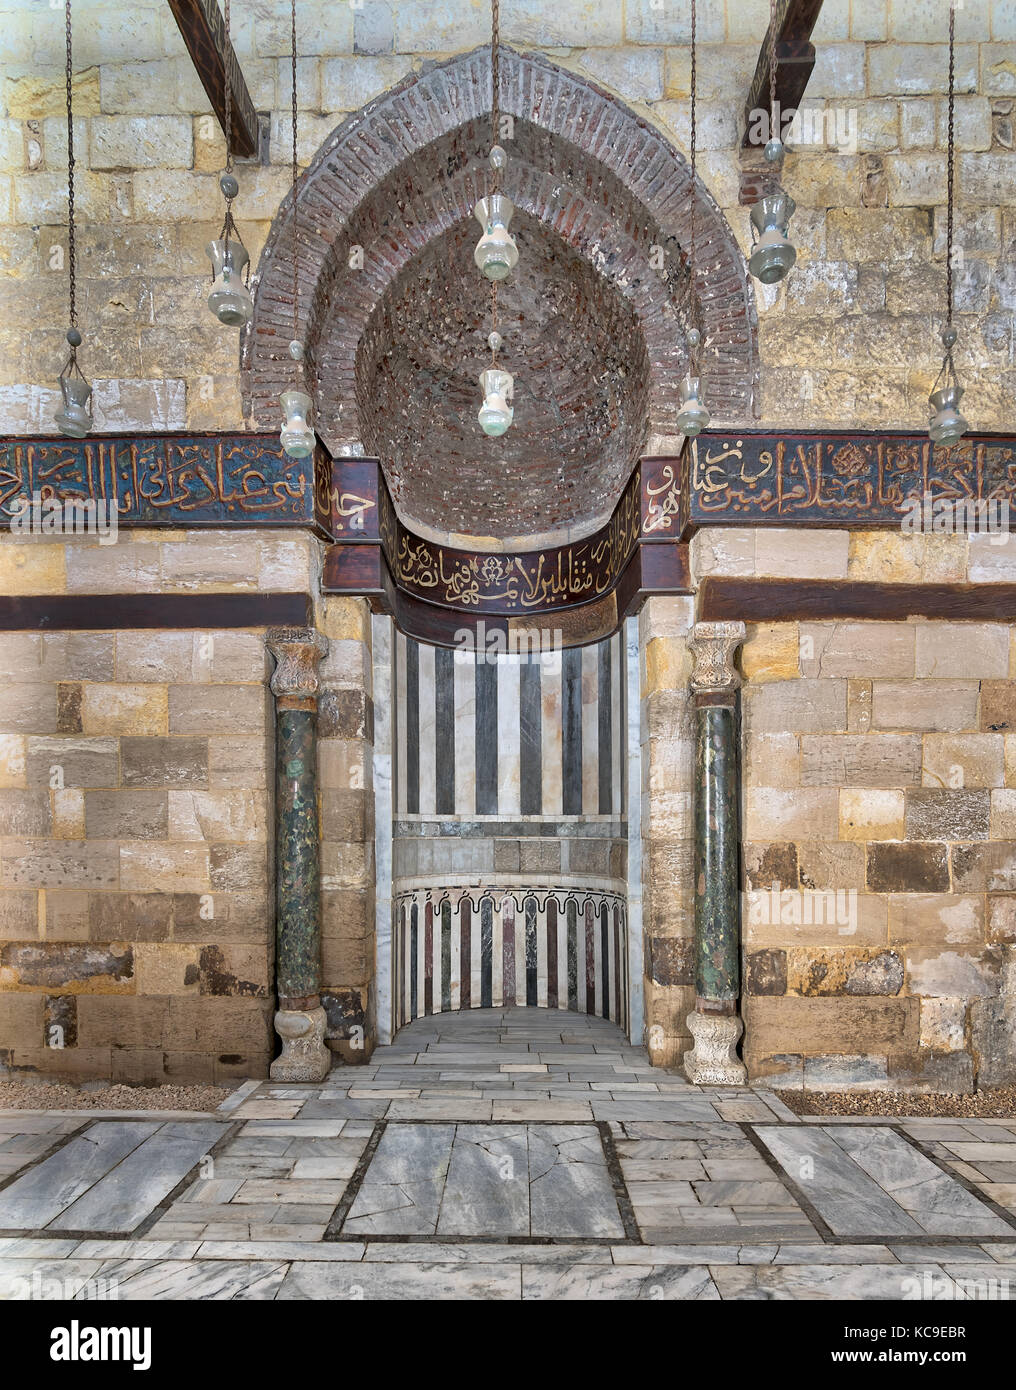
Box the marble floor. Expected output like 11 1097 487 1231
1 1009 1015 1300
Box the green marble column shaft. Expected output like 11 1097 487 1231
275 705 321 1006
694 701 740 1009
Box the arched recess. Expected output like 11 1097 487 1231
243 46 758 547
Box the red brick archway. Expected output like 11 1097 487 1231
243 46 758 544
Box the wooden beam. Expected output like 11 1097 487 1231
0 593 311 631
167 0 259 159
741 0 825 149
700 578 1016 624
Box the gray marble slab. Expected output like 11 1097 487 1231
49 1121 225 1234
753 1126 924 1238
0 1122 160 1231
828 1126 1014 1237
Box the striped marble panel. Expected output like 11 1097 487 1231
394 634 626 820
394 887 628 1030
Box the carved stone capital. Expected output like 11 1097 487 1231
266 626 329 701
683 1009 748 1086
270 1005 331 1082
688 621 746 695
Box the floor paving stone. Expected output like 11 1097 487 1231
2 1009 1014 1299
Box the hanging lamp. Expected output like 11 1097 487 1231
205 0 253 327
54 0 92 438
476 0 517 435
928 5 969 446
279 0 315 459
748 0 797 285
675 0 710 439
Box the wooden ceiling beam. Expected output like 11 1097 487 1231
167 0 259 159
741 0 825 149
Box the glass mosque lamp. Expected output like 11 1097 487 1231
279 341 316 459
748 190 798 284
478 365 514 437
473 195 519 282
675 329 710 437
206 174 254 327
54 329 93 438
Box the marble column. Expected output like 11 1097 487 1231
266 626 330 1082
684 621 748 1086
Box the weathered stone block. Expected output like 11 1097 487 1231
90 115 192 169
867 841 950 892
951 841 1016 893
839 788 906 841
121 736 208 788
208 736 269 790
745 679 847 734
981 681 1016 732
921 733 1004 791
120 843 209 893
745 948 787 996
318 688 372 741
84 790 167 840
787 947 904 997
800 622 915 678
919 997 967 1052
0 941 132 991
798 840 865 889
1 839 118 889
870 680 979 733
0 684 58 735
745 787 839 841
167 790 267 843
915 624 1009 678
800 733 922 787
0 789 51 835
80 683 168 736
889 892 984 945
906 946 1001 999
210 843 268 892
745 732 800 789
743 994 920 1054
905 789 990 841
741 623 800 683
754 531 849 579
648 935 694 987
744 841 799 892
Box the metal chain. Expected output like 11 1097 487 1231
224 0 233 173
489 0 500 361
64 0 76 331
769 0 777 141
946 2 955 327
491 0 501 192
292 0 299 339
690 1 697 301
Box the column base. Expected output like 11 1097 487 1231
270 1005 331 1082
683 1009 747 1086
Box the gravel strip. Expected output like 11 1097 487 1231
0 1081 232 1112
782 1085 1016 1119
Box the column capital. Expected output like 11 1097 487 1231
689 621 746 695
266 626 329 702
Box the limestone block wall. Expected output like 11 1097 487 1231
638 595 696 1068
316 594 376 1062
0 529 381 1083
701 528 1016 1091
0 610 275 1085
2 0 1014 440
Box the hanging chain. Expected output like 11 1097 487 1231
768 0 778 191
945 1 955 329
491 0 501 192
64 0 76 334
291 0 299 341
488 0 500 364
689 0 697 368
224 0 233 173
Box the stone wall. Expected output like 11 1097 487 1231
0 532 379 1082
0 576 277 1083
2 0 1014 440
316 594 376 1063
